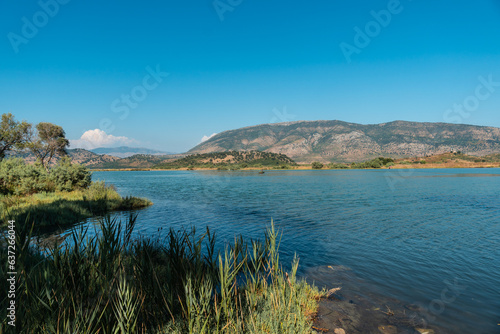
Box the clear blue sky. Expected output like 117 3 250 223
1 0 500 152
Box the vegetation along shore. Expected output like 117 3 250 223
0 112 324 333
0 113 151 229
0 214 325 333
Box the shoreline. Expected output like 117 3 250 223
308 265 443 334
89 164 500 172
0 186 152 229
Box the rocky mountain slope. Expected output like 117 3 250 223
7 148 180 169
90 154 183 169
90 146 171 158
7 149 120 167
188 120 500 163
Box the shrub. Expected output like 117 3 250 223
328 163 348 169
0 157 92 195
311 161 324 169
378 157 394 165
0 158 49 195
49 157 91 191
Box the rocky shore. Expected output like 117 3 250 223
308 266 443 334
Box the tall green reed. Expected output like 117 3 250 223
0 215 323 333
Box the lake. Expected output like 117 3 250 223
79 168 499 333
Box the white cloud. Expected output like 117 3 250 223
201 133 217 143
70 129 138 150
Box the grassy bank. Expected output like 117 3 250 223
0 216 323 333
0 181 152 229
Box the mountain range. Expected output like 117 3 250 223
8 149 121 167
189 120 500 162
7 121 500 166
6 147 178 169
90 146 171 158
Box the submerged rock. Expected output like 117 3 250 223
307 265 444 334
378 325 397 334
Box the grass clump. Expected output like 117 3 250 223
0 216 323 333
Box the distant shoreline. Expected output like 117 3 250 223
90 163 500 172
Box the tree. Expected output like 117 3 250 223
0 113 31 160
27 122 69 170
311 161 324 169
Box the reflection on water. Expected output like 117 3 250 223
53 168 499 333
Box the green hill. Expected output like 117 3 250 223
152 151 295 169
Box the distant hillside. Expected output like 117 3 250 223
7 149 120 167
189 120 500 163
7 148 182 169
153 151 295 169
90 154 183 169
90 146 171 158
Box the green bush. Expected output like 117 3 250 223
0 158 49 195
328 163 348 169
349 157 394 169
311 161 324 169
49 157 92 191
0 157 91 196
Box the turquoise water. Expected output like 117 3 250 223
87 168 499 333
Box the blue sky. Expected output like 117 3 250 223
1 0 500 152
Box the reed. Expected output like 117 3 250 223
0 215 323 333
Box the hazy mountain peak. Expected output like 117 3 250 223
90 146 172 158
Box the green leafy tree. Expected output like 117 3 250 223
311 161 324 169
27 122 70 170
0 113 31 160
